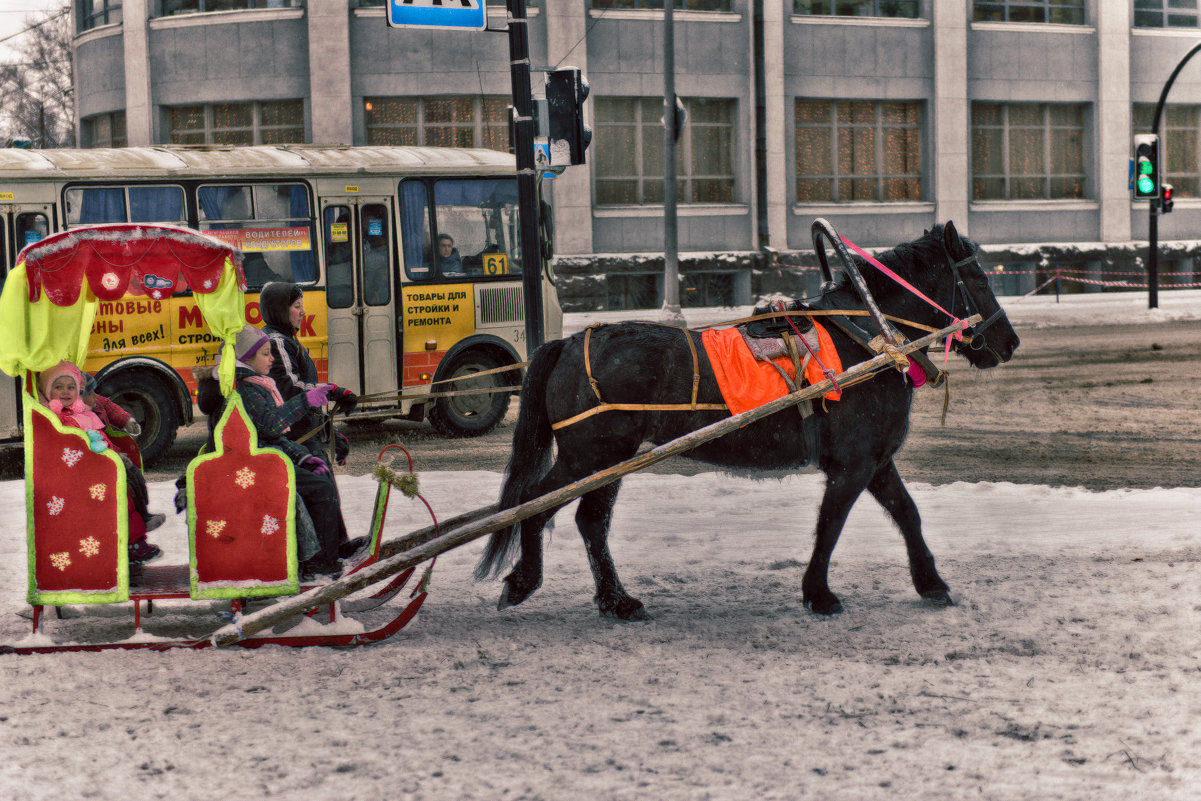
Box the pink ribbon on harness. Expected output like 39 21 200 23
839 235 965 374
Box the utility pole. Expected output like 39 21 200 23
1143 39 1201 309
506 0 545 350
660 2 685 327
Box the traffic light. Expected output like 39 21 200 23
1133 134 1160 200
545 68 591 166
1161 182 1174 214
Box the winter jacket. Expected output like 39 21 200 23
230 364 321 467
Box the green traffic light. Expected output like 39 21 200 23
1138 158 1153 175
1137 175 1155 194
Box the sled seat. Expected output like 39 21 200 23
26 400 133 609
186 394 299 602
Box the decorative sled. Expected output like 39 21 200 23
0 224 438 653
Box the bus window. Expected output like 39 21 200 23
400 180 432 281
361 204 391 306
65 185 186 225
16 213 49 249
434 178 522 279
324 205 354 309
197 183 316 288
400 177 523 282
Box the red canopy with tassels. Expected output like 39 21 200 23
17 223 247 306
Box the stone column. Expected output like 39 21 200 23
933 2 969 232
122 0 154 145
308 0 352 145
1097 3 1132 243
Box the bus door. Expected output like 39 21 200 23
320 198 398 397
0 204 52 439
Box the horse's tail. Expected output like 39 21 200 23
474 336 566 581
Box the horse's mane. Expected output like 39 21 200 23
846 223 980 296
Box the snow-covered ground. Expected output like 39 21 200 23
1 290 1199 801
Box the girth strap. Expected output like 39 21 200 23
555 324 727 431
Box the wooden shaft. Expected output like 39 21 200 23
210 315 979 647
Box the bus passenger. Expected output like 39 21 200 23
259 282 357 465
37 361 163 564
437 233 465 276
230 324 352 580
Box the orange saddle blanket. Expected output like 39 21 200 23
701 323 843 416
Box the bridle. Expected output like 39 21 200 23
942 245 1007 352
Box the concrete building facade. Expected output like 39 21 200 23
71 1 1201 309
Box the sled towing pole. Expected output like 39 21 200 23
211 315 981 647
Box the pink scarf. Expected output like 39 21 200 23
49 397 107 432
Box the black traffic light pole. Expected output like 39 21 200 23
506 0 545 351
1145 39 1201 309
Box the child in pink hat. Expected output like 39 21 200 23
37 361 163 563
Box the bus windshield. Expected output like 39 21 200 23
400 178 522 282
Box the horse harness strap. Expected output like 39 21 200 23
764 334 821 467
825 313 945 387
553 324 728 431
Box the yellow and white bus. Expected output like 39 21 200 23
0 145 562 464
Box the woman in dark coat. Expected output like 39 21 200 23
258 281 357 464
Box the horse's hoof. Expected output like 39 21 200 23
922 590 954 607
804 596 843 616
497 581 529 610
600 597 652 622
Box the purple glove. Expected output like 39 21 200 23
301 456 330 476
304 383 333 407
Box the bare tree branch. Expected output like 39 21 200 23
1 8 74 148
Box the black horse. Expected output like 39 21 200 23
476 222 1020 619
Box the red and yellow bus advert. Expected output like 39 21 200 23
84 291 330 394
204 227 312 252
401 285 474 386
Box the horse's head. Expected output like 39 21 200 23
937 221 1020 368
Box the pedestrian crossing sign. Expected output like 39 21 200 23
387 0 486 31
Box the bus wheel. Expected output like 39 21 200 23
101 371 180 467
428 352 509 438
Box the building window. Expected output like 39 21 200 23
167 101 304 145
594 97 736 206
82 112 127 148
682 272 735 307
972 1 1084 24
1134 104 1200 198
160 0 302 14
591 1 733 10
795 1 919 17
1134 1 1201 28
81 0 122 30
364 97 510 152
971 103 1087 200
606 274 660 310
794 100 922 203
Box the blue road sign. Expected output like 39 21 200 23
387 0 486 31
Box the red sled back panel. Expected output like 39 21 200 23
187 395 298 600
27 403 128 605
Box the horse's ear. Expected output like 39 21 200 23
943 220 961 253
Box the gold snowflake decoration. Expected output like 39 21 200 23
79 536 101 558
234 467 256 489
49 552 71 571
46 496 65 516
261 515 279 536
89 483 107 501
206 520 227 539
